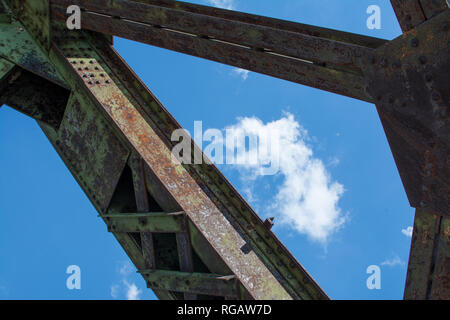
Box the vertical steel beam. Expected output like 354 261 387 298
391 0 448 32
404 209 449 299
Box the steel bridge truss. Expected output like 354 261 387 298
0 0 448 300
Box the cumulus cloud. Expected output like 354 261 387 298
233 68 250 80
110 261 142 300
124 281 142 300
224 113 346 243
206 0 235 10
381 255 405 267
401 226 413 238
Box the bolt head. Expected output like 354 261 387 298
410 38 419 47
418 56 427 65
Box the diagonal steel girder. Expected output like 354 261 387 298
50 0 450 299
1 0 328 300
0 0 448 299
388 0 449 300
50 0 385 103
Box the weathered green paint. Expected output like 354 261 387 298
4 0 50 51
0 8 65 87
40 92 130 212
102 212 186 233
55 37 293 299
0 56 14 81
0 0 11 24
85 32 327 300
140 270 238 297
405 209 449 299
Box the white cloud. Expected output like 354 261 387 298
381 255 405 267
233 68 249 80
206 0 235 10
225 113 346 243
119 261 133 276
124 280 142 300
110 261 142 300
401 226 413 238
110 284 120 299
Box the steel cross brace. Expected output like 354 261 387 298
0 0 448 299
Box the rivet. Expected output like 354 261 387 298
410 38 419 47
418 56 427 65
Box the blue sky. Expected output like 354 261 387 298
0 0 415 300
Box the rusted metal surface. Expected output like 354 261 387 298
139 270 238 298
420 0 449 19
51 4 372 102
102 212 186 233
391 0 448 31
405 209 449 299
52 0 378 73
122 0 387 49
54 37 297 300
361 9 450 216
40 93 130 212
391 0 427 32
0 0 448 300
0 15 65 87
81 32 330 300
4 0 50 50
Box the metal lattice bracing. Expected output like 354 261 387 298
0 0 448 300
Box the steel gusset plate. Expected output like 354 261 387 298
361 9 450 216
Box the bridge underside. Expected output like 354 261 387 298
0 0 448 300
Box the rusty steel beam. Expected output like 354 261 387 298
49 35 301 299
52 0 381 72
361 9 449 217
1 0 448 300
404 209 449 299
26 10 327 298
102 212 187 233
391 0 448 32
51 2 373 102
139 270 238 298
127 0 387 49
420 0 449 19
